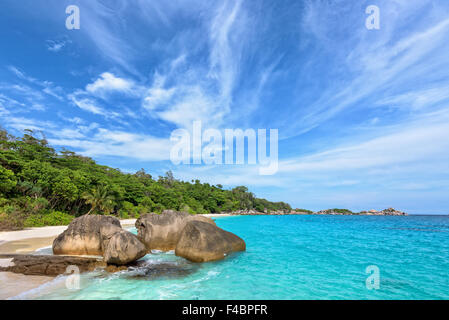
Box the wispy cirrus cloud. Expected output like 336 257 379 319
68 93 106 116
3 0 449 213
280 0 449 138
6 65 64 101
140 0 252 129
46 38 71 52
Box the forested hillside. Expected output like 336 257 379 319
0 129 291 230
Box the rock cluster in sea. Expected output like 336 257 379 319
358 208 408 216
223 207 408 216
52 211 245 265
2 211 246 277
136 210 246 262
226 209 292 215
314 208 407 216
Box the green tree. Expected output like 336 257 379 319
82 185 115 215
0 166 16 193
0 127 293 229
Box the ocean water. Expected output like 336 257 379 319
16 215 449 300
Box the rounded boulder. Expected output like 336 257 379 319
175 221 246 262
136 211 216 252
53 215 121 256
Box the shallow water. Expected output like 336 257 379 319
17 215 449 300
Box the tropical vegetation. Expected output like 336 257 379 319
0 128 291 230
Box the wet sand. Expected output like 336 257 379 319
0 236 59 299
0 236 56 254
0 272 53 300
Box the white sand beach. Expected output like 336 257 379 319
0 226 68 243
203 213 233 217
0 272 54 300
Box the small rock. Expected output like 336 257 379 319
103 230 147 265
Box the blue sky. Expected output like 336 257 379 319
1 0 449 214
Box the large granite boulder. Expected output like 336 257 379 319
175 221 246 262
136 211 216 251
101 224 146 265
53 215 121 256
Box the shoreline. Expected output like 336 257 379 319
0 215 232 299
0 272 54 300
0 213 441 299
0 212 406 300
0 212 412 250
0 218 138 299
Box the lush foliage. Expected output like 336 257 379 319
294 208 314 214
0 129 291 230
328 209 354 214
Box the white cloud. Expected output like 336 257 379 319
42 86 64 101
0 105 9 117
46 39 71 52
283 1 449 138
156 86 220 128
278 108 449 179
2 117 56 132
165 108 449 193
49 128 172 162
6 66 64 101
69 94 106 116
140 1 249 129
377 85 449 110
86 72 137 97
0 93 25 108
209 0 244 103
79 1 139 75
142 74 176 110
31 103 46 111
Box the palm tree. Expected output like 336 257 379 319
82 185 115 215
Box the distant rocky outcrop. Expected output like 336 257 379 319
314 209 354 215
220 207 408 216
175 221 246 262
226 209 291 216
136 210 216 251
314 208 407 216
359 208 407 216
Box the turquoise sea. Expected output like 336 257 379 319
17 215 449 300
